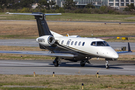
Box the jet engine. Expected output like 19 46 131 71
36 35 56 46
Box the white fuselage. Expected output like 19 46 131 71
57 36 119 59
37 34 119 59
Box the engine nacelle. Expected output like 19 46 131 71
36 35 55 46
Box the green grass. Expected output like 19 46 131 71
1 13 135 22
0 35 37 39
1 88 58 90
0 54 55 60
0 75 135 90
58 13 135 22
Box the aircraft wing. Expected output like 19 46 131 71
117 42 132 54
117 51 132 54
0 51 76 58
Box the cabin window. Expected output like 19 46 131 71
82 42 85 46
67 39 71 46
78 42 81 46
61 40 64 44
75 41 77 45
71 41 74 45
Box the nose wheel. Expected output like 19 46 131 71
105 61 109 69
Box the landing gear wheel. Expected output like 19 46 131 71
106 64 109 69
53 60 59 67
80 61 85 67
53 57 60 67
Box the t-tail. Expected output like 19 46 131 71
33 12 52 36
7 12 61 36
7 12 62 49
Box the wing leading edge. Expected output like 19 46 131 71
0 51 76 58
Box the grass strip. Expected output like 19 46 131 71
0 13 135 22
0 74 135 90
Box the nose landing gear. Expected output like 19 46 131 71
105 61 109 69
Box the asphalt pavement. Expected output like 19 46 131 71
0 39 134 75
0 60 135 75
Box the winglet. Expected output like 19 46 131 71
117 42 132 54
128 42 132 52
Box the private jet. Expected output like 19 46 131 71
4 12 132 69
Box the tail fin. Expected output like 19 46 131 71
33 12 52 36
128 42 131 52
7 12 61 36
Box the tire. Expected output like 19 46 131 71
53 61 59 67
106 65 109 69
80 61 85 67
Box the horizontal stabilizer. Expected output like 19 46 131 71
6 12 61 16
6 12 62 36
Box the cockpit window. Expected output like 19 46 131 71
91 41 110 46
91 42 96 46
97 41 105 46
103 41 110 46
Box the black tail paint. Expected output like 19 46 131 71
33 12 52 36
128 42 131 52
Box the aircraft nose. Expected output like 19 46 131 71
103 48 119 59
113 52 119 59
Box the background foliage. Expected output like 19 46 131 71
0 0 135 14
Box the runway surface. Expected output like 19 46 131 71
0 60 135 75
0 39 134 53
0 39 134 75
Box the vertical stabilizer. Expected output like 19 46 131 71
33 12 52 36
128 42 131 52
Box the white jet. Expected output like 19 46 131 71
3 12 132 69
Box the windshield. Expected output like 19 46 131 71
97 41 105 46
91 41 110 46
103 41 110 46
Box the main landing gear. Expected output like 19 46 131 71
80 60 90 67
105 61 109 69
53 57 61 67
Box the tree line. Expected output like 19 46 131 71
0 0 135 14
